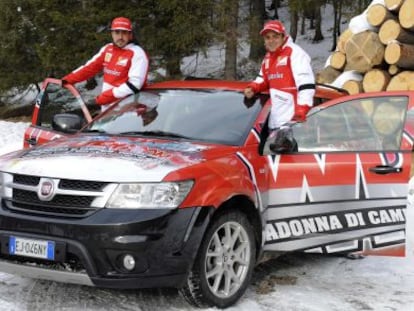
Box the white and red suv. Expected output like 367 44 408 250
0 78 411 308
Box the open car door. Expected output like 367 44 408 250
263 91 414 257
23 78 92 148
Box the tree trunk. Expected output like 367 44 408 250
166 57 182 79
269 0 280 19
384 41 414 68
224 0 239 80
379 19 414 45
248 0 266 61
399 0 414 31
300 14 306 36
290 9 299 42
362 69 391 92
331 0 342 51
313 6 324 42
366 4 396 27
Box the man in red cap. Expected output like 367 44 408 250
244 20 315 144
63 17 149 109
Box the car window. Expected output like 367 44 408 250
37 83 85 128
293 96 408 152
86 90 264 145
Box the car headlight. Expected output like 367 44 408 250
106 180 194 209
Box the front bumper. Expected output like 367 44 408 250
0 205 213 289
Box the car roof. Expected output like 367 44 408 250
145 80 249 91
144 79 347 101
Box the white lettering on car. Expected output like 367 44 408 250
266 208 406 242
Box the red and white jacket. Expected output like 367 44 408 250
248 36 315 129
63 42 149 105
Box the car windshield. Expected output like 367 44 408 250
83 89 263 145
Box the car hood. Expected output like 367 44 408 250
0 135 233 182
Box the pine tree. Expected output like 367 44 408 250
0 0 41 91
139 0 214 78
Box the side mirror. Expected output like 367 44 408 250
52 113 84 133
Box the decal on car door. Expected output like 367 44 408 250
261 95 412 256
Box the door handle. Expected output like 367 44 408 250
368 165 402 175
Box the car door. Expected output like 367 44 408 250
263 92 413 257
23 78 92 148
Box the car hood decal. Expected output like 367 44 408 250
0 135 213 182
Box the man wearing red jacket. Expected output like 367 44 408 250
244 20 315 130
63 17 149 108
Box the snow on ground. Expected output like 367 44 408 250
0 121 28 155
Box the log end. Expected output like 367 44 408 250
399 0 414 30
384 42 401 65
379 19 400 44
367 4 388 27
362 69 390 92
343 80 363 95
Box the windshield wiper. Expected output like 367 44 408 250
119 130 192 139
81 129 107 134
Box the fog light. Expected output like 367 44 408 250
122 254 136 271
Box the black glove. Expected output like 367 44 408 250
243 96 257 109
86 98 99 107
86 98 101 115
85 78 97 91
269 126 298 153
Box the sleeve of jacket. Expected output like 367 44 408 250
97 46 149 105
247 58 269 94
63 45 108 84
290 45 315 107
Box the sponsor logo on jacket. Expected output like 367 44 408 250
277 56 288 66
104 53 112 62
104 68 121 76
116 57 128 66
268 73 283 80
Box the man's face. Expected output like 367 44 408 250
263 31 285 52
111 30 133 48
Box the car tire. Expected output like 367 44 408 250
180 209 256 308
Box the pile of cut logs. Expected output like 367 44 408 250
316 0 414 94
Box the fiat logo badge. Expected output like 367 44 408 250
38 178 55 201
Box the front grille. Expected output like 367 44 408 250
13 189 95 208
6 174 110 217
59 179 107 191
13 174 40 186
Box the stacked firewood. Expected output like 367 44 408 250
316 0 414 94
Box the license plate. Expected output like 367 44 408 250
9 236 55 260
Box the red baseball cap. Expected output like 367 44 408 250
111 17 132 32
260 20 286 36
